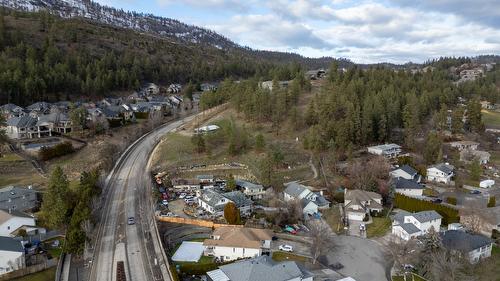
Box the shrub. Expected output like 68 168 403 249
333 192 344 203
39 142 75 161
394 193 460 225
492 229 500 240
488 196 496 208
446 197 457 205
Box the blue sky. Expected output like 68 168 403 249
95 0 500 64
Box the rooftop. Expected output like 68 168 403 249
204 227 272 249
391 177 424 190
440 230 492 252
0 236 24 253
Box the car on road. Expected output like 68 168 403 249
470 190 481 195
278 245 293 252
162 199 169 205
127 217 135 225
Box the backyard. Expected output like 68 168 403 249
482 109 500 128
11 267 56 281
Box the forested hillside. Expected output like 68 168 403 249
0 8 341 105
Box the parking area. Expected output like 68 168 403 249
271 234 312 257
168 199 190 218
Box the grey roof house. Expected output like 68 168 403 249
206 255 313 281
235 180 265 200
440 230 493 263
197 189 253 216
392 210 442 241
0 186 39 212
390 165 421 182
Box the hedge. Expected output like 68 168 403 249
134 112 149 119
39 142 75 161
488 196 496 208
394 193 460 225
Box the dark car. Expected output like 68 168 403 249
470 190 481 195
127 217 135 225
272 236 279 241
432 198 443 204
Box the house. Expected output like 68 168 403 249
390 177 424 197
4 116 37 139
197 189 253 216
26 102 51 116
206 255 313 281
34 112 72 135
391 210 442 241
480 101 494 110
440 230 492 263
305 69 326 80
0 236 25 276
259 80 292 91
142 83 160 95
0 209 44 237
171 178 200 191
367 144 402 158
200 83 218 92
344 189 383 221
389 165 421 182
0 104 25 119
167 83 182 94
426 163 454 184
235 180 265 200
283 182 330 213
449 141 479 151
203 226 272 262
0 186 39 212
460 149 491 164
196 175 215 184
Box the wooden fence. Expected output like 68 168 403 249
156 216 243 229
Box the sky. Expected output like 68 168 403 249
94 0 500 64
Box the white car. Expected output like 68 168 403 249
185 198 196 204
279 245 293 252
162 200 169 206
179 193 187 199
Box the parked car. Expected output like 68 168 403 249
127 217 135 225
161 193 168 200
162 199 169 206
279 245 293 252
432 198 442 204
283 226 297 235
470 190 481 195
179 193 187 199
185 198 196 204
272 236 279 241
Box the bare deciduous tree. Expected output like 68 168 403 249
460 209 485 234
308 220 335 264
387 238 421 274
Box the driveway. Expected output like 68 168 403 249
168 199 190 218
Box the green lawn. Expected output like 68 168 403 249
175 255 219 275
482 110 500 128
272 251 309 263
422 188 439 197
322 207 344 234
11 267 56 281
366 217 392 238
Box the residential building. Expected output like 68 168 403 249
26 102 51 115
0 209 44 237
0 104 25 119
460 149 491 164
391 210 442 241
196 175 215 184
0 186 39 212
206 255 313 281
200 83 218 92
440 230 493 263
391 177 424 197
426 163 455 184
167 83 182 94
344 189 383 221
449 141 479 151
283 182 330 215
142 83 160 95
0 236 25 276
4 116 37 139
480 101 494 110
367 144 402 158
197 189 253 216
235 180 265 200
203 226 272 262
171 178 200 191
389 165 421 182
194 125 220 134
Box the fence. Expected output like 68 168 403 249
0 259 58 281
156 216 244 228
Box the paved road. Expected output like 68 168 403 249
89 116 196 281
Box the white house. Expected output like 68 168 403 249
197 190 253 217
389 165 421 182
235 180 265 200
392 210 442 241
426 163 454 184
449 141 479 151
441 230 493 264
367 144 402 158
0 209 42 237
203 227 272 262
0 236 25 276
206 255 314 281
196 175 215 184
344 189 383 221
391 177 424 197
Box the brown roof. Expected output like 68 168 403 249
171 178 200 186
203 227 272 249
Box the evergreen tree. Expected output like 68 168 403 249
255 133 265 152
468 160 482 182
41 166 70 229
423 132 442 164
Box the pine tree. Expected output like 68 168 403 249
41 166 70 230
